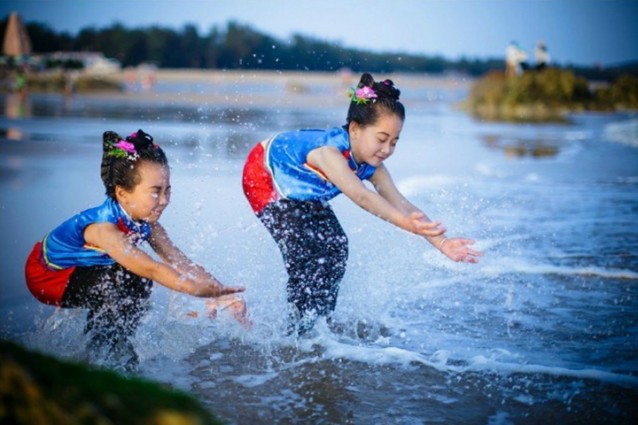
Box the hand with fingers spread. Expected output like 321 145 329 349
407 212 446 238
438 237 483 263
206 294 252 329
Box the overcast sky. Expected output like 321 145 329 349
3 0 638 66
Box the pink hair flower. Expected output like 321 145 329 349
114 140 136 153
356 86 377 100
348 86 377 104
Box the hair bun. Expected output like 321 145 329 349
356 73 401 101
373 79 401 101
126 129 155 151
358 72 376 88
103 131 123 152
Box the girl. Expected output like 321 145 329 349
25 129 247 370
242 73 482 334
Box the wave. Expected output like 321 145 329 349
480 257 638 280
303 330 638 388
460 354 638 388
13 296 638 400
603 118 638 148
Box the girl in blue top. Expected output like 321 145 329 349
243 73 482 334
25 129 247 370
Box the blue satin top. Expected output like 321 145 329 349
265 127 377 203
42 197 151 269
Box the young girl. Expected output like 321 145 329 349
242 73 482 334
25 129 247 369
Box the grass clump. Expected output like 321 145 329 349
0 340 224 425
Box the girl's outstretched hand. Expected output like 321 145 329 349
217 285 246 296
408 212 446 237
440 238 483 263
196 283 245 297
206 294 252 329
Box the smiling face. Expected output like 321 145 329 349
116 161 171 223
349 112 403 167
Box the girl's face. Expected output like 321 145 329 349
116 161 171 222
349 113 403 167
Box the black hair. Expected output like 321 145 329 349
343 73 405 131
100 129 168 198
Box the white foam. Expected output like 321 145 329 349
481 257 638 280
293 329 638 389
462 355 638 388
487 411 515 425
314 334 448 372
234 371 279 388
603 118 638 148
564 130 593 141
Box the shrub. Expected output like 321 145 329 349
595 75 638 109
465 67 606 122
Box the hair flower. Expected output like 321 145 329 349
347 86 377 104
114 140 136 153
107 139 139 160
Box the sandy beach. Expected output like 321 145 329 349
121 68 472 88
87 68 474 108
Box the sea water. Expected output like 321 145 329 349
0 74 637 424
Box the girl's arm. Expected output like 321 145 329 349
370 164 482 263
147 222 224 285
369 164 445 246
307 146 444 237
84 222 244 297
309 147 482 263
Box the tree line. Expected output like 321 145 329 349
3 16 635 80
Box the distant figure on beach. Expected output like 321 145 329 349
62 70 77 98
25 129 248 371
534 40 550 70
125 67 137 91
138 64 157 92
505 41 529 77
242 72 482 335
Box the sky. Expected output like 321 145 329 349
2 0 638 67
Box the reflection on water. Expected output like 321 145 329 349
0 127 24 141
482 133 560 158
0 92 339 165
1 94 33 142
3 93 31 120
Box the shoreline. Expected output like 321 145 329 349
11 69 475 108
117 68 474 87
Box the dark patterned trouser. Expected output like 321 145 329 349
61 263 153 345
259 200 348 327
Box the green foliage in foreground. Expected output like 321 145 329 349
464 68 638 122
0 340 224 425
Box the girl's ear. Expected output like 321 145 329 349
348 121 361 140
114 185 128 203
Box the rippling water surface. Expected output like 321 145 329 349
1 73 637 424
